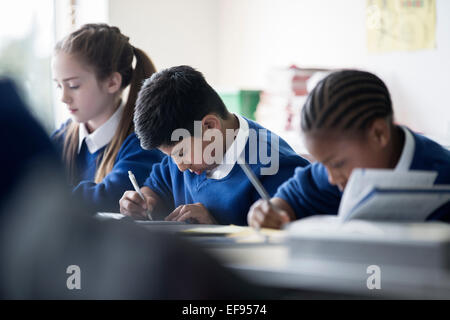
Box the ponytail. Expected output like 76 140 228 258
94 47 156 183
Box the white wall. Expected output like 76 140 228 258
108 0 450 143
217 0 450 143
218 0 370 87
109 0 219 84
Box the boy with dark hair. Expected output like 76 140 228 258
120 66 309 225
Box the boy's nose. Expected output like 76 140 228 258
176 161 189 172
327 170 337 185
327 169 346 189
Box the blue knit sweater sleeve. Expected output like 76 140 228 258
143 156 175 208
274 162 342 219
72 133 164 212
257 154 310 203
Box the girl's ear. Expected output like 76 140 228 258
367 118 391 148
105 72 122 94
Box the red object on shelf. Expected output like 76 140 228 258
291 74 310 96
289 65 327 96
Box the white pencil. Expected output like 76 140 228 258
239 159 271 240
128 170 153 221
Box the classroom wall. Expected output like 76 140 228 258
216 0 450 143
109 0 450 143
109 0 219 84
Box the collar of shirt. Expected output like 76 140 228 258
395 126 415 171
78 103 124 154
206 113 249 180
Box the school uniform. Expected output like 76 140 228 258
0 81 263 299
144 114 310 225
52 105 164 212
275 126 450 222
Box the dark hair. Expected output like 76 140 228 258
54 23 156 183
301 70 393 133
134 65 228 150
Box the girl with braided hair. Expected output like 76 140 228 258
248 70 450 228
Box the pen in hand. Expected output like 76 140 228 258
128 170 153 221
239 158 271 239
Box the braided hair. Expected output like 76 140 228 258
301 70 393 133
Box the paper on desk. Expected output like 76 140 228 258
338 169 438 220
180 225 285 243
180 225 248 235
286 215 386 239
229 227 285 243
96 212 127 220
287 215 450 243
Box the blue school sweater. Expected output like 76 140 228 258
143 118 310 225
52 121 164 212
275 128 450 222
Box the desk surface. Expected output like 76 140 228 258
206 244 450 299
135 221 450 299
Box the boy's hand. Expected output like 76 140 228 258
165 203 217 224
247 199 292 229
119 186 158 220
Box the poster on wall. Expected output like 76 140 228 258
366 0 436 53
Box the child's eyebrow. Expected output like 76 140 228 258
62 76 80 82
321 155 335 165
52 76 80 82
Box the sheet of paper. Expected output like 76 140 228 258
96 212 127 220
180 225 285 243
338 169 438 219
180 225 249 235
287 215 386 239
287 215 450 243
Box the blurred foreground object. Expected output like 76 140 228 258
0 78 263 299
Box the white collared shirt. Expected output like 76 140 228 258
206 113 249 180
78 104 124 154
395 126 415 171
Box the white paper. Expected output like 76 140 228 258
96 212 127 220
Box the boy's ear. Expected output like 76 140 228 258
201 114 221 131
367 118 390 148
105 72 122 94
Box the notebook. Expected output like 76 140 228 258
338 169 450 222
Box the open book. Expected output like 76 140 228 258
338 169 450 222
